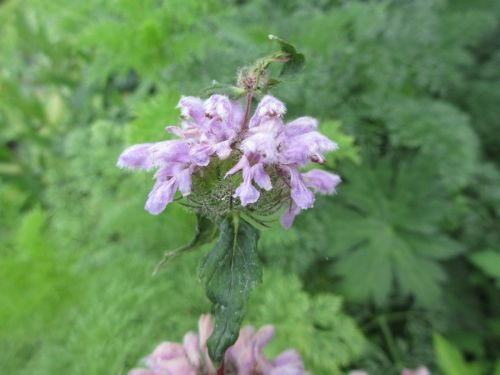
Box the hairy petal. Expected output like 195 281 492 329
253 325 275 352
212 140 233 160
402 367 431 375
128 369 159 375
289 168 314 209
147 343 185 364
252 163 272 191
176 167 193 196
178 96 205 124
242 119 283 163
282 132 337 165
153 140 191 164
204 95 233 121
280 202 301 229
249 95 286 128
183 333 201 368
234 176 260 206
225 155 249 177
302 169 341 194
117 143 154 170
284 116 318 137
145 178 178 215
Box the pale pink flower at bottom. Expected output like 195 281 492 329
129 315 310 375
349 367 431 375
402 367 431 375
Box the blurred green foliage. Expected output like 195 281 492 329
1 0 499 374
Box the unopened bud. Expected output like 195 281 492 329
237 68 258 91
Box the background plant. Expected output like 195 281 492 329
1 0 499 374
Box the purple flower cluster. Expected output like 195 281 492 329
129 315 310 375
117 94 340 228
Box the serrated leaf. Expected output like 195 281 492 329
302 160 461 306
386 100 479 191
154 214 218 274
199 215 261 364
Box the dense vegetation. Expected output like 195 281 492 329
1 0 499 374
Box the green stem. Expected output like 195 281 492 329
377 316 403 369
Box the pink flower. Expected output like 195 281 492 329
225 154 272 206
402 367 431 375
228 96 339 227
129 315 310 375
117 94 340 227
349 367 431 375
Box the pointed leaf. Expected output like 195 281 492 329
199 215 261 364
268 34 306 76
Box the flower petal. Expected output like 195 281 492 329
176 168 193 196
225 155 249 177
148 342 185 362
280 202 301 229
302 169 341 194
183 332 200 368
153 140 191 164
128 369 159 375
289 168 314 209
117 143 154 170
234 178 260 206
178 96 205 124
281 132 337 165
249 95 286 128
284 116 318 137
145 178 177 215
213 140 233 160
252 163 272 191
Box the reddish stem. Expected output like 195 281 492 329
217 363 225 375
241 91 253 131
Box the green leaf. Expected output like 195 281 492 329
433 334 480 375
154 214 218 274
469 250 500 288
268 34 306 76
299 159 461 306
126 89 180 144
199 215 261 364
495 360 500 375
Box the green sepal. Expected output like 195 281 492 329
198 215 261 365
154 214 218 274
